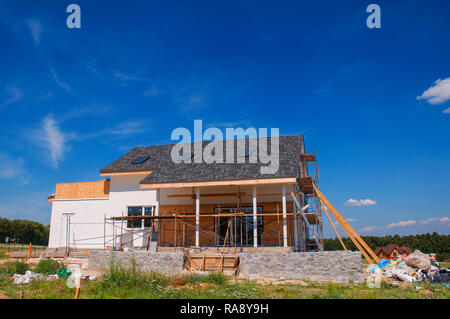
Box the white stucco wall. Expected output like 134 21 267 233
108 174 157 247
48 198 110 249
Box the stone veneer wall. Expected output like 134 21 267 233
239 251 364 283
89 250 364 283
88 251 185 274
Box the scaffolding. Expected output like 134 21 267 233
106 208 308 253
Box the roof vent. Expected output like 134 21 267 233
132 156 149 164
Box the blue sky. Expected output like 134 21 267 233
0 0 449 238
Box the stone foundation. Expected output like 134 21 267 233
88 251 185 274
88 250 364 283
239 251 364 283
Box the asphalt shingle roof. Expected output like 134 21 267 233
99 135 303 184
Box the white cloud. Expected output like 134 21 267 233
104 120 147 136
114 71 150 82
28 113 148 168
347 218 357 222
440 217 450 223
58 104 112 122
28 114 71 169
51 68 72 93
417 77 450 105
42 114 69 168
0 86 24 107
443 107 450 114
27 18 41 44
359 216 449 234
419 217 438 225
345 198 377 207
186 94 205 106
143 85 159 97
387 220 416 228
0 152 29 186
360 226 377 232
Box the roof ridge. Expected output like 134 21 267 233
132 134 303 149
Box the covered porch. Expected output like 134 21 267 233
111 177 322 252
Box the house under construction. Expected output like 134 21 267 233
47 135 379 268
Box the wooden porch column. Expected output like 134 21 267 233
252 186 257 247
282 184 288 247
195 188 200 247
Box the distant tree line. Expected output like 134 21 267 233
0 218 49 245
324 232 450 261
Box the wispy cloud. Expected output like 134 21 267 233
0 152 29 186
27 109 148 168
143 85 160 97
387 220 416 228
417 77 450 105
345 198 377 207
104 120 147 136
28 114 72 169
0 86 24 108
26 18 41 44
419 217 438 225
51 68 72 93
114 70 150 83
176 93 207 112
186 94 205 107
58 104 112 122
360 216 450 233
360 226 378 232
443 107 450 114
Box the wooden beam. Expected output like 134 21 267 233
320 201 347 251
312 182 378 263
167 192 246 198
140 177 297 189
100 170 153 177
110 212 297 220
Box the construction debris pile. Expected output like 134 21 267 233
369 250 450 285
12 271 58 284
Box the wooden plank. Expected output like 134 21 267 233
140 177 297 189
111 212 296 220
54 179 110 200
301 154 316 162
100 170 153 177
167 192 246 198
320 201 347 251
313 182 378 263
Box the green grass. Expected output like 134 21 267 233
0 261 449 299
0 261 30 276
440 262 450 268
